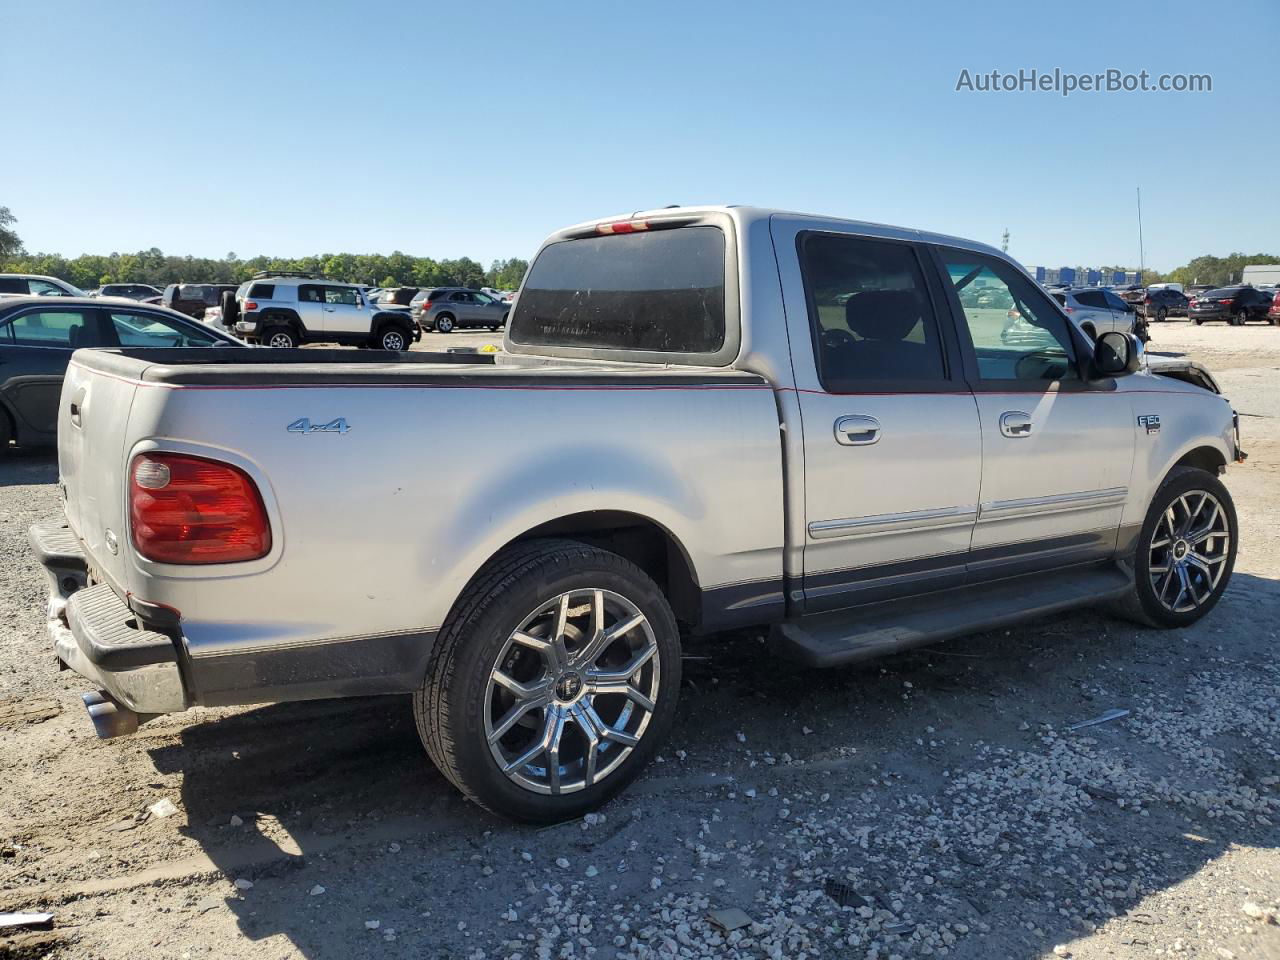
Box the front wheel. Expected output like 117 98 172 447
1113 467 1237 628
377 327 409 351
415 539 681 822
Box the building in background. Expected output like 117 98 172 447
1026 265 1142 286
1242 264 1280 286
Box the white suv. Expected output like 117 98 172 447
230 273 421 350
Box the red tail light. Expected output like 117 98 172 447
1144 296 1152 303
596 219 650 235
244 300 258 311
130 454 271 564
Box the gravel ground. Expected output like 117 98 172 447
1 321 1278 960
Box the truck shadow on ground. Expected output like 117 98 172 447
149 571 1280 959
0 448 58 487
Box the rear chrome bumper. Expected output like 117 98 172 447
29 522 187 716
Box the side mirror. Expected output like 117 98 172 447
1093 331 1143 377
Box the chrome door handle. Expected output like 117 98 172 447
834 415 881 446
1000 411 1033 438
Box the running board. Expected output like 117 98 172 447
770 564 1133 668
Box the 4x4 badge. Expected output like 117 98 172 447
287 417 351 435
1137 414 1161 435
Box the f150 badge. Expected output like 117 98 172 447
1137 414 1161 435
287 417 351 435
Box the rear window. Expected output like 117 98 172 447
509 226 726 354
248 283 275 299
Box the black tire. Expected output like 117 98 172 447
414 538 682 823
1111 466 1237 629
1234 309 1248 327
1156 307 1167 322
1194 318 1204 326
1081 323 1097 341
376 325 410 351
0 409 12 452
501 312 509 328
220 291 240 328
435 314 455 333
262 325 298 349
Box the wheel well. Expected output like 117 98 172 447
260 310 302 332
512 512 701 626
1173 445 1227 476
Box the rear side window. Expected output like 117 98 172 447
798 233 947 387
248 283 275 299
1074 291 1107 308
0 278 26 294
1 309 95 347
510 226 726 354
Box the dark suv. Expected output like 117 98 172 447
162 283 239 319
1137 288 1190 322
1188 287 1275 325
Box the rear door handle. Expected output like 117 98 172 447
1000 411 1033 438
834 415 881 446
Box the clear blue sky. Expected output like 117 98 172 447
3 0 1275 272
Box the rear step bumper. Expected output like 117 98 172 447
771 563 1133 668
29 522 187 725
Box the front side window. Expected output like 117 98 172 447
799 233 947 387
324 286 359 306
510 225 726 354
108 311 220 347
1 309 94 347
1103 291 1131 312
941 252 1078 383
29 279 70 297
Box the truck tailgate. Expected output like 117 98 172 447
58 353 140 594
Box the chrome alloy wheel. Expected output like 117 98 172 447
483 589 660 795
268 332 295 348
1149 490 1231 614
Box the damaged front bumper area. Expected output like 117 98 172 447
29 522 187 735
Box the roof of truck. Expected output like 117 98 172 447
549 205 1006 260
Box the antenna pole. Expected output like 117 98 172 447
1136 187 1145 280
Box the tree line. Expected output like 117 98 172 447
0 208 528 292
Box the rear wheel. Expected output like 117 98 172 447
0 410 12 452
1111 467 1237 628
415 539 681 822
435 314 455 333
1081 323 1097 341
1156 307 1167 322
1234 309 1249 327
263 326 298 349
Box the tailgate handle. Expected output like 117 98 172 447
69 387 86 428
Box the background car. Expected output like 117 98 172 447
419 287 510 332
92 283 164 302
374 286 418 312
162 282 239 319
1047 287 1144 340
0 274 86 298
409 287 449 326
0 296 244 450
1188 286 1274 325
1136 288 1190 322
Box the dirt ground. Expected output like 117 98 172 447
2 321 1278 960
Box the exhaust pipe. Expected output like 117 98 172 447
82 691 140 739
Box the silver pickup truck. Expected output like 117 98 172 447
31 206 1244 822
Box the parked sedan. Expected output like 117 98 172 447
420 288 510 332
1188 286 1275 325
1137 288 1190 322
0 297 245 450
93 283 164 302
0 274 86 298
